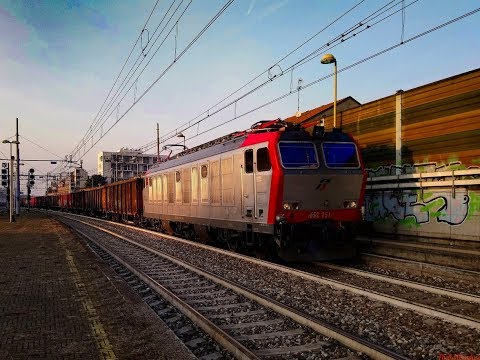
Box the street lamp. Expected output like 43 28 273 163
177 132 186 149
2 139 19 223
321 53 337 129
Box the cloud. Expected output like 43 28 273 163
247 0 256 15
258 0 289 20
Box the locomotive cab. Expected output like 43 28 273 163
272 127 366 261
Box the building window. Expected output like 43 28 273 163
244 149 253 173
257 147 271 172
200 164 209 203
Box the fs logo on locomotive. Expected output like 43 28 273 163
315 178 331 191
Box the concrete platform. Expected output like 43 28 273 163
0 211 194 360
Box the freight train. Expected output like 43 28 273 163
31 119 367 261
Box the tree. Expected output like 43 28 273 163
86 175 107 188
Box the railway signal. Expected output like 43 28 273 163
1 164 8 187
29 168 35 186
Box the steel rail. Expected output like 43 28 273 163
314 262 480 304
66 224 259 360
360 252 480 281
61 214 407 360
55 211 480 330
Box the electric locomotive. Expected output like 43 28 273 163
143 119 366 261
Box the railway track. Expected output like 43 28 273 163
52 211 480 359
58 214 393 360
360 252 480 284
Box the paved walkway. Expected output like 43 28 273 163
0 211 194 360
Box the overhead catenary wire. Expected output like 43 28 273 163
20 135 64 160
138 0 374 151
71 0 163 157
140 0 420 152
70 0 192 162
143 7 480 154
84 0 188 147
72 0 236 162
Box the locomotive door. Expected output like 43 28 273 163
241 149 255 219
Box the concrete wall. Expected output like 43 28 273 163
365 187 480 241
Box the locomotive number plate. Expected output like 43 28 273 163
308 211 331 219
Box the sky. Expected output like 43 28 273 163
0 0 479 194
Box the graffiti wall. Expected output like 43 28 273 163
365 189 480 241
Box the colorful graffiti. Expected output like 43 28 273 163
365 189 478 227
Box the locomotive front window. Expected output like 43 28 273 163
278 142 318 168
322 142 360 168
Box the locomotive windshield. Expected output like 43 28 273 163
278 142 319 168
322 142 360 168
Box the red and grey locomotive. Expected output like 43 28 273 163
143 119 366 261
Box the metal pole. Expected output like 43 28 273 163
333 60 337 129
9 143 14 222
15 118 20 216
156 123 160 163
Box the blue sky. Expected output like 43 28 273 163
0 0 479 193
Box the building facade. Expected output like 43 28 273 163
54 168 89 194
98 148 160 183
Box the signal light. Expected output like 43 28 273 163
29 168 35 186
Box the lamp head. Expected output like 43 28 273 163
321 53 336 64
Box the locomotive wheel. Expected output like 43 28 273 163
227 237 239 252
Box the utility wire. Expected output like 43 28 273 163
144 7 480 153
20 135 64 159
73 0 235 161
141 0 417 151
87 0 187 143
71 0 163 156
71 0 190 160
139 0 373 151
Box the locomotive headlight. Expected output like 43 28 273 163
283 201 300 210
343 200 358 208
275 214 286 222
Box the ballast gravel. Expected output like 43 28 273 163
64 216 480 359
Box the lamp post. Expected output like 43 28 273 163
177 132 186 149
321 53 337 129
2 139 19 222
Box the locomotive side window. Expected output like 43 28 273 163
162 175 168 202
221 156 233 205
151 177 157 201
156 175 162 201
191 167 199 203
148 177 153 200
200 164 209 203
257 147 271 172
244 149 253 173
322 142 360 168
211 160 221 204
175 171 182 203
182 168 191 204
278 142 319 168
168 172 174 203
